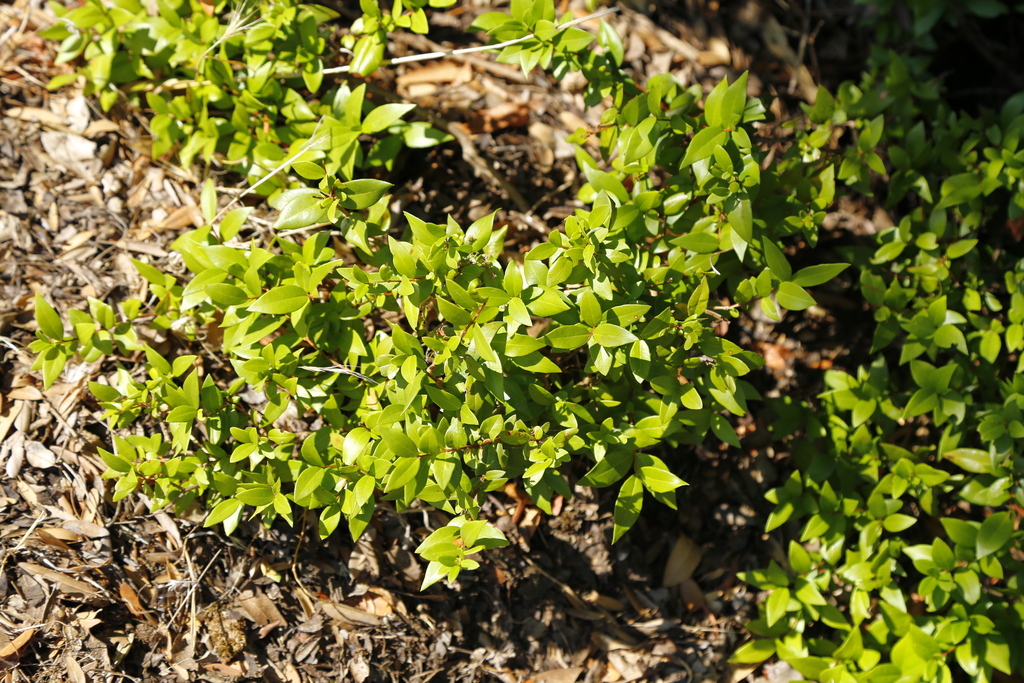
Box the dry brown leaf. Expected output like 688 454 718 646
697 37 732 67
35 529 72 550
202 662 246 676
1007 217 1024 242
24 440 57 468
4 107 68 131
159 205 203 230
319 601 381 627
238 590 286 628
19 563 96 596
348 655 371 683
0 628 35 665
119 582 147 617
83 120 120 138
590 632 636 652
518 507 542 550
583 591 626 612
40 131 100 181
756 341 792 372
678 578 706 611
61 230 97 253
662 534 702 588
114 240 168 258
728 663 759 683
0 400 23 446
152 510 182 548
526 668 585 683
6 387 42 401
65 654 87 683
62 519 109 538
351 587 402 617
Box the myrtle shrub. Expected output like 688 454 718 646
732 44 1024 683
31 0 1024 679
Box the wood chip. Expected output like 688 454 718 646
527 668 585 683
468 102 529 134
396 60 472 87
83 119 121 138
3 107 68 131
114 240 168 258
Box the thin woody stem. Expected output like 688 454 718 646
323 7 620 76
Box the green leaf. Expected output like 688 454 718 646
380 428 419 458
362 103 416 134
201 179 217 224
612 475 644 543
553 26 595 52
578 450 632 488
977 511 1013 558
341 179 392 210
236 485 274 506
979 330 1001 363
765 587 790 627
943 448 995 474
681 126 727 168
294 466 326 500
350 31 385 77
420 560 451 590
272 188 328 230
903 389 938 418
34 294 64 340
386 456 423 492
415 526 461 562
248 285 309 314
204 498 243 528
688 277 709 316
762 240 792 281
545 324 591 350
791 263 848 287
947 239 977 259
591 323 638 348
636 453 687 493
437 297 473 326
291 161 326 180
727 196 753 242
598 19 623 65
703 77 729 129
579 290 602 327
729 639 775 664
505 334 546 357
775 282 816 311
883 514 917 532
720 72 749 130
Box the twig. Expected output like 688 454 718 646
447 121 530 212
789 0 812 96
211 118 327 224
170 547 222 625
322 7 620 76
